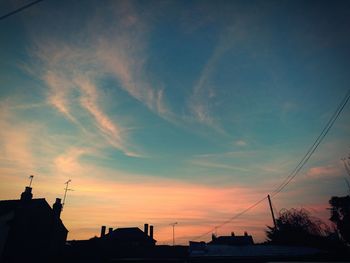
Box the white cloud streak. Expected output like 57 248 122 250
93 7 170 118
188 27 236 126
188 16 256 129
31 2 172 156
76 77 123 144
43 71 77 123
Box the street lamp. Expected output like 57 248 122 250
170 222 178 246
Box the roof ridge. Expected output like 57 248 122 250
0 198 46 202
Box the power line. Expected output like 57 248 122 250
271 89 350 197
193 89 350 241
193 196 267 241
0 0 44 21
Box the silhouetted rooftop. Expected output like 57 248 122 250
209 235 254 246
0 198 46 215
104 227 156 243
0 194 68 262
0 198 68 232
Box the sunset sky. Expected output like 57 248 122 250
0 0 350 244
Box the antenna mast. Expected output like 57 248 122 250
62 179 73 210
28 175 34 187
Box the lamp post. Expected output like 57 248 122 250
170 222 178 246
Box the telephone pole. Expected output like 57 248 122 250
267 194 277 230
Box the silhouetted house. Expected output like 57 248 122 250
66 224 157 260
100 224 156 247
209 232 254 246
0 187 68 262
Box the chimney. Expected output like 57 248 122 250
244 231 248 236
231 232 235 236
108 227 113 234
144 223 149 236
20 186 33 201
53 198 62 218
150 225 154 239
100 226 106 237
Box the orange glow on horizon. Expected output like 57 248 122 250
0 168 333 245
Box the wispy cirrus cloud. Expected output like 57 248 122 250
190 159 250 172
187 11 261 132
188 25 242 127
74 77 127 152
88 1 170 117
189 46 223 126
43 70 77 123
30 1 174 156
96 37 169 117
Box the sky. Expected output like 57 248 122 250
0 0 350 244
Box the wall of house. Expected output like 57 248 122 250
0 211 14 260
2 201 67 262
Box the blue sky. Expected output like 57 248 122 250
0 0 350 243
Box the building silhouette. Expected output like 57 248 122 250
209 232 254 246
66 223 157 260
100 223 156 247
0 187 68 262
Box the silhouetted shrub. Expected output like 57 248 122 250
265 208 337 248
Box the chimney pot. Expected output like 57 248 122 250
53 198 62 218
108 227 113 234
20 186 33 201
150 225 154 239
101 226 106 237
144 223 149 236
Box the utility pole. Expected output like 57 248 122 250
28 175 34 187
62 179 73 210
170 222 177 246
267 194 277 230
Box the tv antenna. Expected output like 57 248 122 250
62 179 73 210
28 175 34 187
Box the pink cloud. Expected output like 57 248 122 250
306 165 342 179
